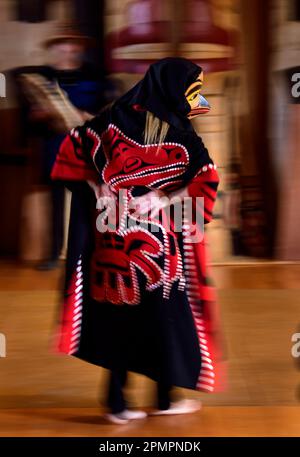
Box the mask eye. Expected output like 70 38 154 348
188 92 200 103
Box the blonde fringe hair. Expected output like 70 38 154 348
144 111 169 148
100 105 170 151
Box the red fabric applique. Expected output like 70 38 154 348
90 230 163 305
51 129 98 182
101 124 189 190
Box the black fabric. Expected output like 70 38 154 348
78 281 202 389
156 381 172 411
107 367 128 414
106 367 172 413
112 57 202 131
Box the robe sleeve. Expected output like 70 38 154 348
176 134 219 224
51 125 99 182
186 163 219 224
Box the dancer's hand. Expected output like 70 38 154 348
87 181 117 203
132 189 168 218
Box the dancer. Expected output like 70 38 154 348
51 57 225 424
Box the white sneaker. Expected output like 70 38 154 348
103 413 129 424
120 409 147 420
149 399 201 416
104 409 147 424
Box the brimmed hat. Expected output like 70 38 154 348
42 22 94 49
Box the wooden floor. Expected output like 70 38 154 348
1 407 300 437
1 261 300 436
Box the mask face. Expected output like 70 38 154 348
185 71 210 119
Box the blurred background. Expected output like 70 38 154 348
0 0 300 436
1 0 300 263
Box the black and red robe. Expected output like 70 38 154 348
51 58 226 393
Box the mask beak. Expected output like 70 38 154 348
199 94 210 112
188 94 210 118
